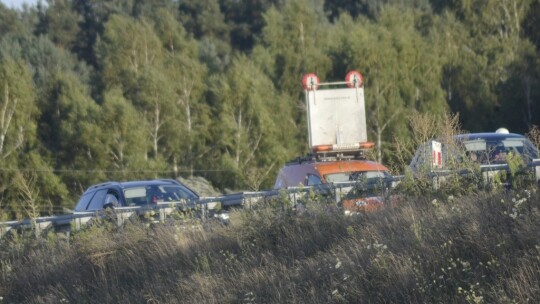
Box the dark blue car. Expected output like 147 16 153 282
74 179 199 212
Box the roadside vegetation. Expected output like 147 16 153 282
2 0 540 219
1 2 540 301
1 181 539 303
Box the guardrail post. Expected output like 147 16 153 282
432 175 439 190
334 185 340 205
32 219 40 238
117 212 123 227
201 202 206 222
159 207 166 223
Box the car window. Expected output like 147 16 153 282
124 184 198 206
161 185 198 200
104 191 120 207
464 140 486 151
124 187 148 206
325 171 387 183
74 192 94 212
86 189 109 211
274 176 285 189
462 137 539 163
306 174 322 186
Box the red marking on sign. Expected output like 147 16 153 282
345 70 364 88
302 73 320 90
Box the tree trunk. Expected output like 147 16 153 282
235 108 242 166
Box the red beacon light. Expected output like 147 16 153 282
302 73 320 90
345 70 363 88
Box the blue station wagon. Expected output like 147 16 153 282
74 179 199 212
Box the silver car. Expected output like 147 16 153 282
410 130 540 184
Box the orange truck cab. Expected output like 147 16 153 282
273 71 394 213
274 157 392 213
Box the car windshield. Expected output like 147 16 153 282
325 170 388 183
460 137 539 164
325 171 389 199
124 184 198 206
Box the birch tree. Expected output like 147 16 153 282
210 55 288 189
153 9 210 177
0 58 37 218
0 57 66 218
98 15 171 168
100 87 149 180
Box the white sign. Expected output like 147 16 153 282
431 141 443 169
305 87 367 148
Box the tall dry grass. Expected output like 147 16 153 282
390 111 463 173
1 186 539 303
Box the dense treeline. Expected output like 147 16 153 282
0 0 539 218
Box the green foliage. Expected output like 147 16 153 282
220 0 281 51
42 72 108 196
260 0 332 96
97 15 164 93
36 0 82 49
99 87 149 180
436 0 538 132
152 8 198 56
178 0 230 39
208 55 293 189
178 0 232 72
0 58 38 159
0 3 35 37
0 57 56 218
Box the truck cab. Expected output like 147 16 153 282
274 158 390 189
274 156 392 213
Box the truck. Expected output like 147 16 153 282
273 71 395 213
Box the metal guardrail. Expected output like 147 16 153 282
0 201 220 238
1 164 537 239
0 178 402 238
424 161 540 189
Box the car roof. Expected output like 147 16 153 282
116 179 180 188
314 160 389 175
285 159 389 175
453 132 526 141
85 179 190 192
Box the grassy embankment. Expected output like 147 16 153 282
1 185 539 303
